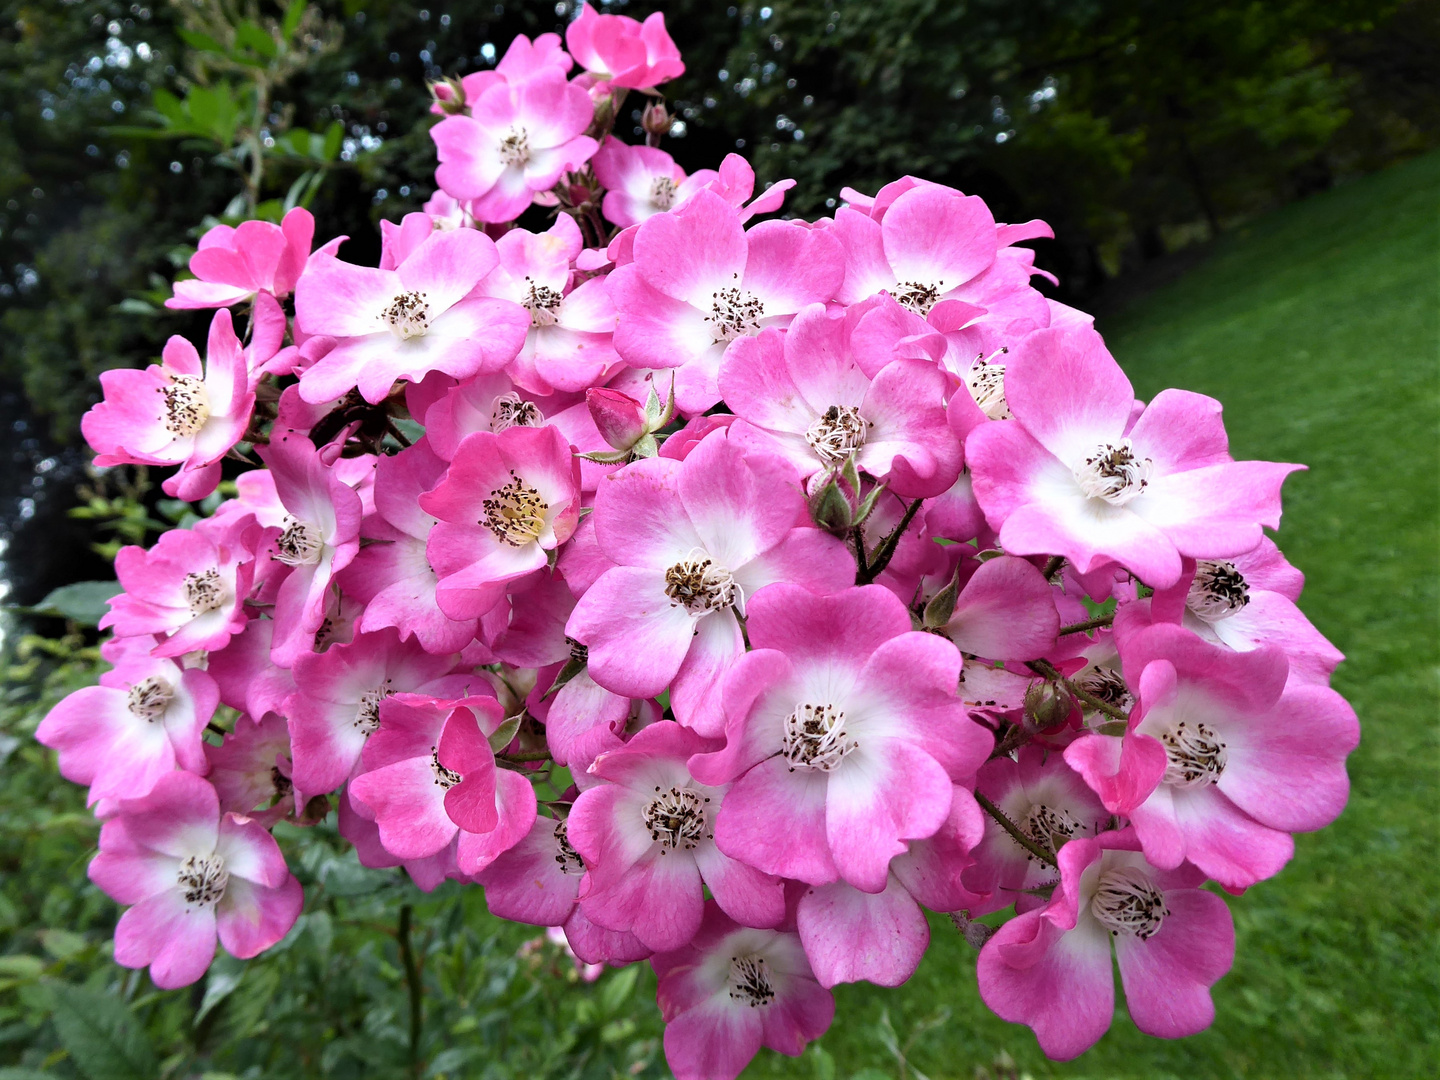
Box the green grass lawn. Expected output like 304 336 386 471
755 151 1440 1080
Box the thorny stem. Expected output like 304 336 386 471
974 791 1058 868
1058 612 1115 637
1041 555 1065 581
987 723 1031 761
858 498 923 584
1026 658 1131 722
851 525 869 581
398 903 423 1077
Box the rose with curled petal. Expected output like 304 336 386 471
1063 615 1359 890
977 829 1234 1061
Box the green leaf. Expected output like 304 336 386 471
281 0 310 43
321 120 344 162
597 964 638 1015
48 982 159 1080
488 713 522 753
176 28 227 55
23 581 121 625
0 1069 57 1080
233 20 278 59
195 953 247 1026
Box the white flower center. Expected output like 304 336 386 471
1188 560 1250 621
664 552 739 614
490 392 544 431
430 745 462 789
274 515 324 567
498 125 531 167
964 352 1012 420
383 290 431 339
805 405 868 465
481 471 548 547
354 683 393 735
728 954 776 1007
552 819 585 875
781 702 857 772
1160 720 1227 788
707 281 765 344
1017 801 1082 863
642 786 710 851
893 279 943 316
161 373 210 437
1074 666 1133 714
1074 439 1153 506
127 676 173 722
177 853 228 907
522 278 565 328
1090 865 1168 939
649 175 678 211
184 568 225 615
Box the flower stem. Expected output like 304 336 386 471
398 903 423 1077
1057 612 1115 637
1026 658 1130 722
1042 555 1065 581
858 498 923 584
974 791 1057 868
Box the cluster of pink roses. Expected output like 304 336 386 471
41 10 1358 1077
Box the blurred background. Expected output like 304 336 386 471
1 2 1435 1078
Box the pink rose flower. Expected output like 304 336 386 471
87 772 303 989
82 308 256 501
966 325 1302 588
166 207 327 309
294 219 529 404
566 3 685 90
652 903 834 1080
977 829 1234 1060
692 584 992 892
565 430 853 737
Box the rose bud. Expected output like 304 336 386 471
587 388 650 452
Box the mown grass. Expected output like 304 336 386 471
753 151 1440 1080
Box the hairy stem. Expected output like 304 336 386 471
858 498 923 584
974 791 1058 868
1026 658 1130 722
1057 612 1115 637
1042 555 1065 581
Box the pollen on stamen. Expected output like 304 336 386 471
649 175 678 211
1090 865 1168 939
1188 560 1251 621
481 470 548 547
382 290 431 339
664 552 739 614
159 373 210 437
1074 439 1153 506
184 568 225 615
805 404 868 465
177 853 229 908
126 676 173 722
781 701 858 772
490 392 544 431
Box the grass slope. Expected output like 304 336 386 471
754 152 1440 1080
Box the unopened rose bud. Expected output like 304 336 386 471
1024 678 1074 731
642 101 673 140
428 77 467 116
809 479 853 535
587 388 649 451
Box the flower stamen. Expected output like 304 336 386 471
1160 720 1227 788
782 702 857 772
1188 560 1250 621
127 676 173 722
664 552 739 614
728 955 776 1007
642 786 710 851
805 405 868 465
481 470 549 547
184 568 224 615
160 373 210 437
177 853 228 907
1074 440 1153 506
383 290 431 339
1091 865 1168 939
